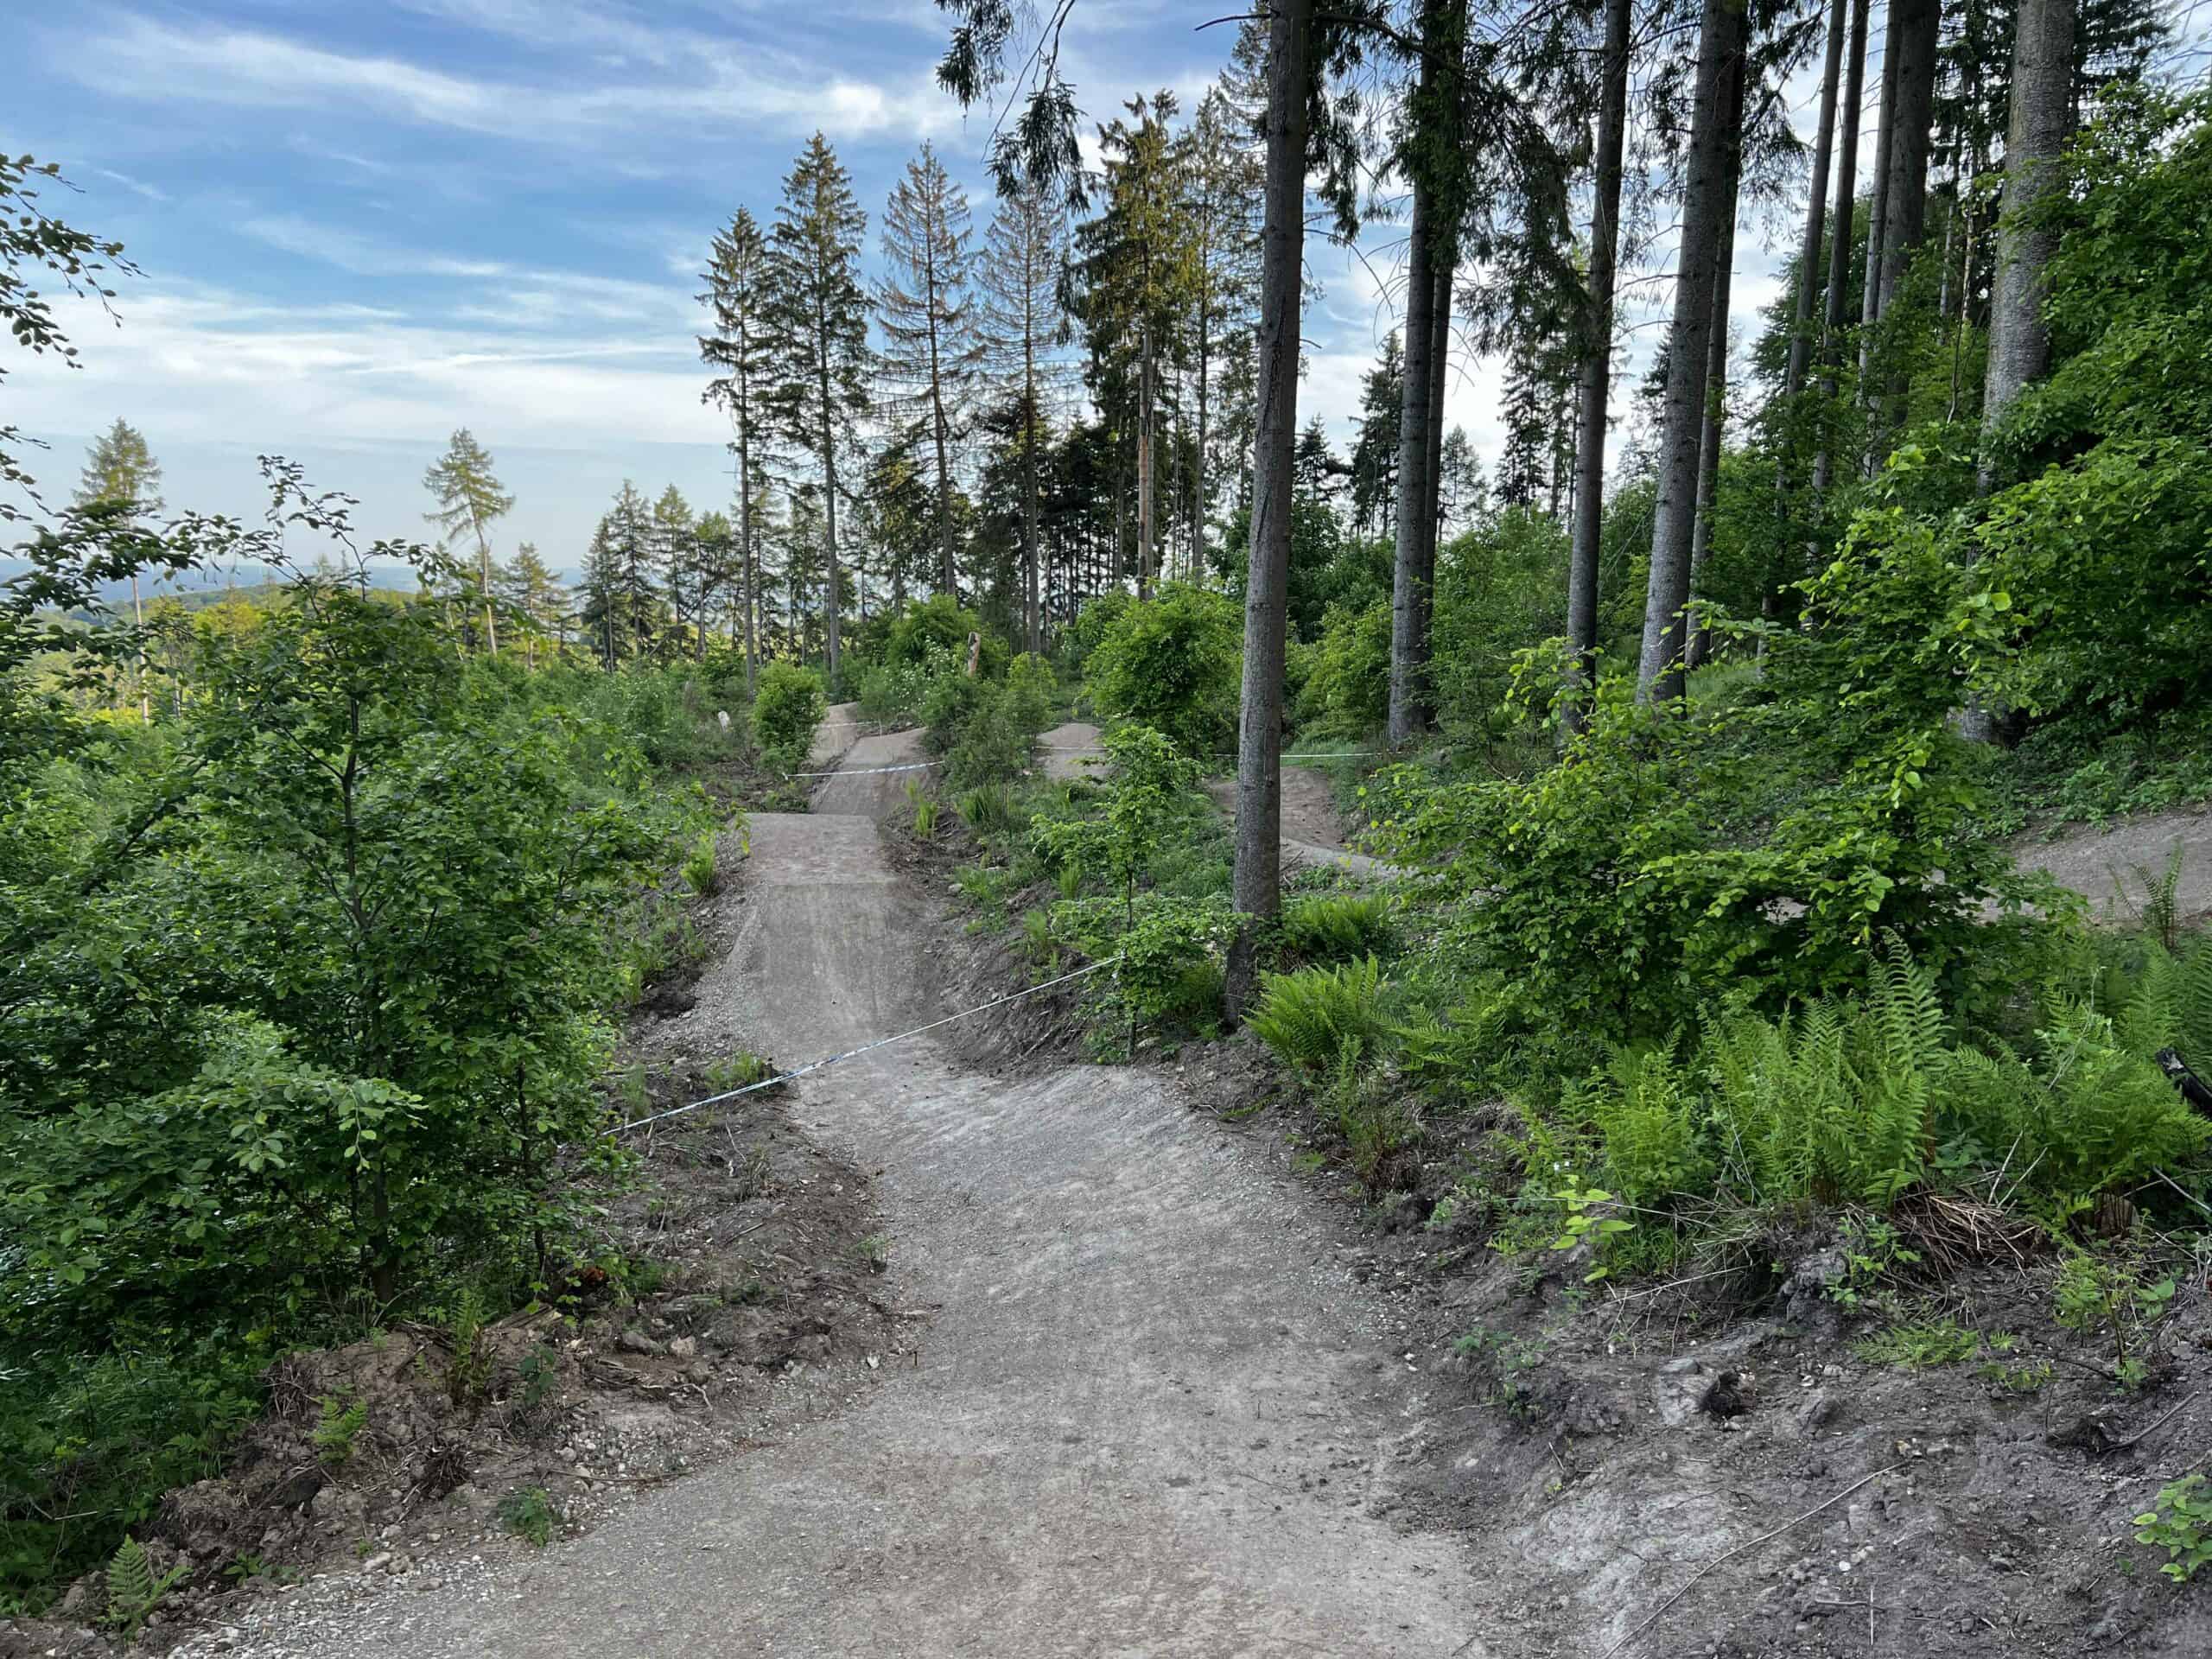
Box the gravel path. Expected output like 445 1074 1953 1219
187 727 1486 1658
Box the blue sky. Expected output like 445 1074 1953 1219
12 1 1802 569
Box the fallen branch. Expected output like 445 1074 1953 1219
1599 1462 1906 1658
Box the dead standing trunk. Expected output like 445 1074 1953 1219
1636 0 1747 706
1227 0 1312 1016
1564 0 1631 735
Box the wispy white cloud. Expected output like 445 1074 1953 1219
76 12 966 150
91 165 169 201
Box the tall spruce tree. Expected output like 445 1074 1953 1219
1077 92 1198 601
699 207 778 692
877 143 983 602
978 181 1069 652
767 133 869 683
1181 86 1264 575
1637 0 1748 705
73 417 165 717
421 428 514 658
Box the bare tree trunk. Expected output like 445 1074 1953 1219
1862 0 1941 461
1025 378 1043 653
1683 222 1736 672
1137 322 1156 600
1424 251 1451 573
1387 173 1436 747
739 435 759 695
1565 0 1630 736
1785 0 1848 400
1685 66 1745 676
1636 0 1746 707
1963 0 2073 742
819 396 842 685
1980 0 2073 466
474 517 499 659
1876 0 1941 321
1810 0 1870 504
1227 0 1311 1016
1195 294 1211 583
1857 6 1899 411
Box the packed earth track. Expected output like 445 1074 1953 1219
175 728 1491 1657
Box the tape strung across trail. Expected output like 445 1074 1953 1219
791 749 1384 779
608 956 1122 1135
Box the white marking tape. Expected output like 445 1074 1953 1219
790 760 941 778
609 955 1124 1135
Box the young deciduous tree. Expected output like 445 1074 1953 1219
422 429 514 658
878 143 983 602
767 134 870 683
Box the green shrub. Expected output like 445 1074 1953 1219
103 1535 187 1638
497 1486 560 1548
1577 1045 1709 1207
1249 957 1392 1071
956 784 1022 836
1320 1046 1421 1190
680 830 718 895
753 662 826 773
2136 1475 2212 1583
314 1395 368 1465
1300 601 1391 729
1084 582 1241 754
1280 892 1395 963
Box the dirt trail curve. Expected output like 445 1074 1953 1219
212 723 1490 1657
1044 721 1398 881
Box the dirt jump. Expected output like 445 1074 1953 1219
199 727 1486 1656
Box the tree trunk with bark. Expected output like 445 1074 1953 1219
1685 54 1745 674
1636 0 1746 706
1980 0 2074 463
1565 0 1631 736
1227 0 1312 1015
1810 0 1870 502
1388 178 1437 747
1137 324 1156 601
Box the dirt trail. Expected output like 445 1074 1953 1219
2011 804 2212 925
1046 720 1396 880
211 727 1488 1657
